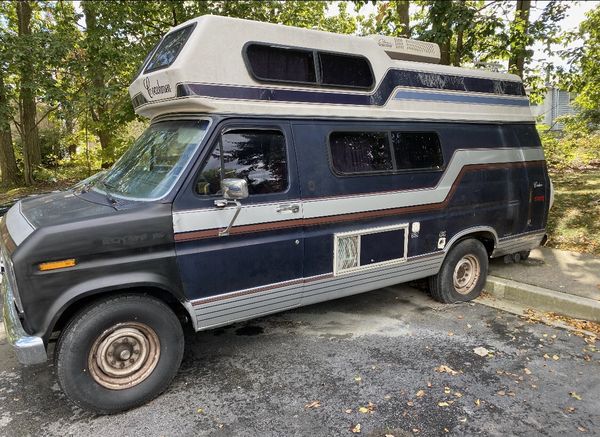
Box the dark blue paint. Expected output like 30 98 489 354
174 68 526 109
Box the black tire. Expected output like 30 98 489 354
428 239 489 303
55 294 184 414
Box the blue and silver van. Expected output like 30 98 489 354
0 16 550 413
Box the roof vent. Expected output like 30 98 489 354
368 35 440 64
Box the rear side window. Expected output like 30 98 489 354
330 132 392 174
392 132 444 170
329 130 444 175
246 44 317 84
319 52 374 89
145 24 195 73
197 130 288 196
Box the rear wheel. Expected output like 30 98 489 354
429 239 489 303
55 294 184 414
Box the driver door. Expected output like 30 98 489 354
172 120 304 327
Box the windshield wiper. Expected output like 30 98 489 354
95 179 118 208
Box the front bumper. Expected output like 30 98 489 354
1 272 47 365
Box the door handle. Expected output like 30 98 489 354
276 203 300 214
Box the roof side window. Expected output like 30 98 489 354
319 52 374 89
197 129 289 196
246 44 317 84
144 24 195 74
391 132 444 170
329 132 393 174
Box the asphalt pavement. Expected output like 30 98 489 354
1 285 598 436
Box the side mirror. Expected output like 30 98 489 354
221 178 248 200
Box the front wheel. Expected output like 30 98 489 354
428 239 489 303
55 294 184 414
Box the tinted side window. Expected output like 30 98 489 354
197 130 288 196
391 132 443 170
319 53 373 89
145 24 195 73
246 44 316 84
330 132 392 174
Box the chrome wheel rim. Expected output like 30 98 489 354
89 322 160 390
453 254 480 295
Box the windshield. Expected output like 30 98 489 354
94 119 210 201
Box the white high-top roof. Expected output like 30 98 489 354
129 15 532 123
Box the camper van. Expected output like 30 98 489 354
0 16 550 413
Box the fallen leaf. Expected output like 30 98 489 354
475 399 481 406
458 417 467 423
565 406 576 413
467 323 472 329
435 365 459 375
345 409 352 414
358 402 376 414
427 381 432 388
358 407 369 414
448 332 454 336
570 392 582 400
552 355 560 361
454 392 463 398
416 390 425 398
354 376 362 382
196 408 204 414
524 368 532 375
444 387 451 394
351 423 361 433
457 315 464 319
473 347 490 357
305 401 321 409
384 394 392 400
412 429 420 434
543 353 550 359
444 428 449 433
497 390 506 396
578 426 587 432
438 401 450 407
407 401 414 407
385 434 395 437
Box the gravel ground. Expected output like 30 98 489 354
1 285 598 436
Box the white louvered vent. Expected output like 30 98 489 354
336 235 360 273
368 35 441 64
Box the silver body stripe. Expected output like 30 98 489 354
190 230 547 331
173 147 545 234
192 253 444 331
5 202 35 246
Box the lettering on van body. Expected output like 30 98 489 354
143 77 172 99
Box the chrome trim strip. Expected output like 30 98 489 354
492 230 546 257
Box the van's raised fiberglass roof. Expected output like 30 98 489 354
129 15 533 123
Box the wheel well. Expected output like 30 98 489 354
453 231 496 257
51 287 193 338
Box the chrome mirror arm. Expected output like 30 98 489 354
214 199 242 237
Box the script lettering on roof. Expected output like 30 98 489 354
143 77 172 99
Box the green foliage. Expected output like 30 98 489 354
560 5 600 130
538 122 600 170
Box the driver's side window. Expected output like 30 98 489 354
196 129 288 196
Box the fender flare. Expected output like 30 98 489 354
40 272 194 341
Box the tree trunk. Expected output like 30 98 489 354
16 0 41 185
508 0 531 78
453 28 464 66
395 1 410 38
82 0 112 164
0 72 20 186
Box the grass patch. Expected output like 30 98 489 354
546 169 600 255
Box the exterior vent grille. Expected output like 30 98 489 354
368 35 441 64
335 235 359 273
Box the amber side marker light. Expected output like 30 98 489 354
39 259 77 272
